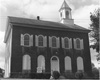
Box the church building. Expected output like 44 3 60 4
4 0 92 78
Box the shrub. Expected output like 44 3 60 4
59 75 66 79
82 72 91 79
92 67 99 79
64 70 75 79
75 70 83 79
52 71 60 79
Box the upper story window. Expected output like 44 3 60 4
76 39 80 49
52 37 57 47
38 36 44 46
24 34 30 46
21 33 33 47
64 38 69 48
49 36 60 48
74 38 84 50
62 37 72 49
35 35 47 47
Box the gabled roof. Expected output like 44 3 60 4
4 16 90 43
59 0 71 11
8 16 90 32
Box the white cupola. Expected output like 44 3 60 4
59 0 74 25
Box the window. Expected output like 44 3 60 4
77 57 84 71
76 39 80 49
74 38 84 50
64 38 69 48
35 35 47 47
24 34 30 46
52 37 57 47
66 11 69 18
62 37 72 49
65 56 72 71
23 55 31 70
49 36 60 48
21 34 33 47
38 36 43 46
37 55 45 73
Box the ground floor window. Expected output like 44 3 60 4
77 57 84 71
23 54 31 71
65 56 72 71
37 55 45 73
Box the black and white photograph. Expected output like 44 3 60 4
0 0 99 79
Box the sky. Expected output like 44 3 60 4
0 0 99 69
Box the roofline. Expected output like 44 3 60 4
10 22 91 33
4 17 13 43
4 23 12 43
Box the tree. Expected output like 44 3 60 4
92 67 99 79
0 68 4 78
90 8 100 60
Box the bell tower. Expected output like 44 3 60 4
59 0 74 25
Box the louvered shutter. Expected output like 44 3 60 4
62 38 64 48
74 39 76 49
44 36 47 47
81 39 84 50
21 34 24 46
57 37 60 48
69 38 72 49
49 36 52 47
35 35 38 46
30 35 33 46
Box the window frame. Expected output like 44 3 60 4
24 34 30 47
64 37 70 49
37 55 45 73
23 54 31 71
35 35 47 47
74 38 84 50
38 35 44 47
76 38 81 49
65 56 72 71
62 37 72 49
77 57 84 71
51 36 57 48
50 36 60 48
21 33 33 47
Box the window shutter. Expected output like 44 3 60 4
21 34 24 46
44 36 47 47
81 39 84 49
57 37 60 48
30 35 33 46
49 36 52 47
62 38 64 48
69 38 72 49
74 39 76 49
35 35 38 46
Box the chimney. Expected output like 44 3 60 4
37 16 40 20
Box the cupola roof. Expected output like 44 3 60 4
59 0 71 11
